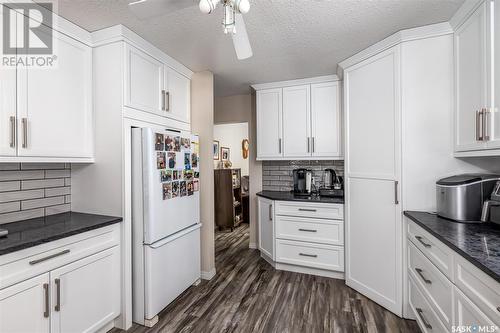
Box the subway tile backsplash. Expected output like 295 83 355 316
0 163 71 225
262 160 344 192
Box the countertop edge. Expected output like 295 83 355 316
404 211 500 283
0 216 123 256
256 191 345 204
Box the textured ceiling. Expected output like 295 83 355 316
54 0 464 96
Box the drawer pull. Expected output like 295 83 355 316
416 308 432 329
298 208 317 212
55 278 61 311
415 268 432 284
299 253 318 258
29 249 70 265
415 236 431 248
298 228 317 233
43 283 49 318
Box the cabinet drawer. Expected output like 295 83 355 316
275 216 343 246
275 201 343 220
454 255 500 324
276 239 344 272
407 220 454 280
0 225 120 289
454 286 496 328
408 241 453 327
408 275 449 333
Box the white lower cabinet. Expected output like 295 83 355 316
0 225 121 333
257 198 344 278
407 221 500 332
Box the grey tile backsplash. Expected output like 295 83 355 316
262 160 344 191
0 163 71 225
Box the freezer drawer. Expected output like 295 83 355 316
143 225 201 320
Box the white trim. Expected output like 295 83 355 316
91 25 193 79
0 156 94 163
251 75 339 91
454 148 500 157
449 0 485 29
248 242 258 249
275 263 345 280
338 22 453 71
200 268 217 280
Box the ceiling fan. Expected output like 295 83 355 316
128 0 253 60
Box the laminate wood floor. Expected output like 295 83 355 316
113 224 420 333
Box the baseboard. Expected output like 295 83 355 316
201 268 216 280
249 242 257 249
275 262 345 280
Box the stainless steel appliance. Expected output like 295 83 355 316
319 169 344 198
481 180 500 224
323 169 336 188
293 168 312 196
436 174 500 222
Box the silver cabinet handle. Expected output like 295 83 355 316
394 180 399 205
298 228 317 233
29 249 70 265
43 283 49 318
312 137 315 153
268 205 272 221
278 138 282 154
9 116 15 148
165 91 170 111
415 268 432 284
298 208 316 212
483 108 490 141
416 308 432 329
415 236 431 248
299 253 318 258
55 278 61 311
21 118 28 148
307 137 310 153
476 110 482 141
161 90 166 111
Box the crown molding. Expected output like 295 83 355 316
449 0 484 30
251 74 339 91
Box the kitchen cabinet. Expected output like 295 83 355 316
0 10 93 162
0 273 51 333
253 76 342 160
125 45 191 124
257 196 275 261
282 85 311 157
256 88 283 159
453 0 500 154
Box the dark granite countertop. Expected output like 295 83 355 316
257 191 344 204
0 212 123 256
404 211 500 283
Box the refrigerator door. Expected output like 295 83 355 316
141 128 200 244
143 224 201 320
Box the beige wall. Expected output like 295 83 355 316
213 122 249 176
191 71 216 277
215 94 261 248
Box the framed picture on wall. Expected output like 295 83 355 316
221 147 230 161
213 140 220 160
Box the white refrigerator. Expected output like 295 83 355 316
131 128 201 327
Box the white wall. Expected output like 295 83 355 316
213 122 250 176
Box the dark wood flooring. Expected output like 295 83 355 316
113 224 420 333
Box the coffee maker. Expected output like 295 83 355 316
293 169 312 196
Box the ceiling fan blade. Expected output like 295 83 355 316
129 0 197 20
232 14 253 60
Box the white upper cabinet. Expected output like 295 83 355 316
165 67 191 123
254 76 342 160
311 81 342 158
256 88 283 159
454 0 500 154
125 45 191 124
125 45 164 115
282 85 311 157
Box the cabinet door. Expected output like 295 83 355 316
0 4 16 157
256 88 282 159
311 81 341 158
344 47 402 316
17 23 93 158
487 0 500 148
258 197 274 260
282 85 311 158
454 2 488 152
125 45 164 115
165 67 190 123
454 287 496 328
50 247 120 333
0 273 50 333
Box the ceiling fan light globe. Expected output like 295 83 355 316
234 0 250 14
199 0 219 14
